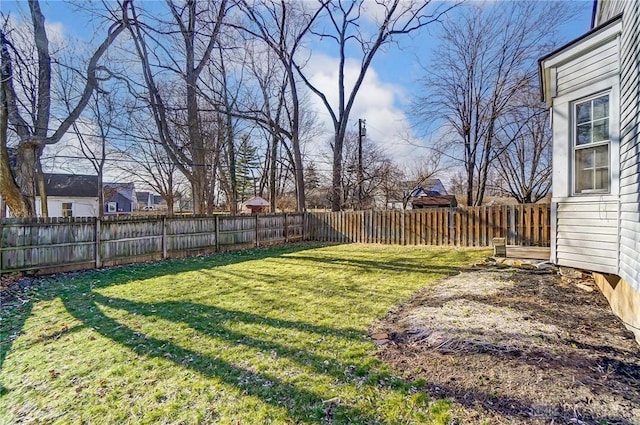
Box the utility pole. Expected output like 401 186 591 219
358 119 366 210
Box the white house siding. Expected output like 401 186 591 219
555 200 619 274
615 1 640 291
596 0 625 22
541 17 622 276
35 196 99 218
555 38 618 96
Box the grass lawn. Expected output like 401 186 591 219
1 243 488 424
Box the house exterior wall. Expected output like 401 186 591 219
613 1 640 293
105 193 134 214
595 0 625 22
542 0 640 342
555 38 618 96
543 19 622 275
555 200 618 273
35 196 99 217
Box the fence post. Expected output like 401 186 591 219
401 209 405 246
449 208 455 245
284 213 288 243
215 215 220 251
302 212 307 241
162 216 168 259
255 214 260 247
95 217 102 269
509 205 516 245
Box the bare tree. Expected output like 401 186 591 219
236 0 324 212
495 88 552 203
294 0 454 211
327 130 394 210
414 2 574 206
118 136 184 215
68 93 116 218
123 0 227 214
0 0 128 217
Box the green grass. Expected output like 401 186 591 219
1 243 488 424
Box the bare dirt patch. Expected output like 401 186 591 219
372 269 640 424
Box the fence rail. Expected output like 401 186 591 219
0 204 549 275
305 204 550 247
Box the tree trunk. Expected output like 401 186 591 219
0 86 31 217
97 172 104 218
36 147 48 217
15 143 39 214
269 133 277 212
466 164 474 207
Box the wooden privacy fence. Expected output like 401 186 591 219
0 213 304 275
0 205 549 275
305 204 550 247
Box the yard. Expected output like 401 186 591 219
0 244 488 424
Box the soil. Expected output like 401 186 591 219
372 269 640 425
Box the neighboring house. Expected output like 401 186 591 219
411 193 458 209
135 191 153 210
36 173 100 217
153 195 168 211
135 191 167 211
409 179 457 209
380 178 451 210
104 182 137 215
539 0 639 341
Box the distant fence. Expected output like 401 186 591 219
0 213 304 275
0 205 549 275
305 204 550 247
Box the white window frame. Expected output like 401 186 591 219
61 202 73 218
572 91 611 195
107 202 117 213
552 75 619 200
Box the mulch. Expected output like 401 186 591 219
372 269 640 424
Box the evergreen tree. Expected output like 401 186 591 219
304 161 321 192
235 135 261 203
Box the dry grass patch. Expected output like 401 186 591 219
375 270 640 424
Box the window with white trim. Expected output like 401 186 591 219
61 202 73 217
574 93 610 194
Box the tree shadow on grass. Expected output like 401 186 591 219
0 244 323 383
58 291 411 423
287 253 466 276
1 242 439 422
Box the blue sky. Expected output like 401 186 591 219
2 0 595 175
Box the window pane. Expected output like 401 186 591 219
595 168 609 190
576 168 593 192
576 102 591 124
592 119 609 142
592 95 609 119
595 145 608 167
576 148 594 169
577 124 591 145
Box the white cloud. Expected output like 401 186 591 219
301 53 428 167
45 21 65 46
42 119 129 183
